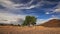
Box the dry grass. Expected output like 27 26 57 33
0 26 60 34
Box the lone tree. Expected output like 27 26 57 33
22 16 37 26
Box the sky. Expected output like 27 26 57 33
0 0 60 25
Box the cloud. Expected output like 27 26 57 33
11 0 41 9
0 0 59 14
0 0 43 15
44 2 60 14
15 5 39 9
0 0 60 10
0 0 19 9
54 8 60 12
0 12 26 25
0 0 41 10
45 12 50 14
52 2 60 13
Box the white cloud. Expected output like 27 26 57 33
0 0 60 10
45 12 50 14
0 0 15 9
0 0 41 9
54 8 60 12
53 2 60 13
0 12 26 24
15 5 38 9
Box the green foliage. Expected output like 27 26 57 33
22 16 37 26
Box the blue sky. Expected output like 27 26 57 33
0 0 60 25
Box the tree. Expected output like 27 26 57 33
22 16 37 26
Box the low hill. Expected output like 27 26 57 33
40 19 60 27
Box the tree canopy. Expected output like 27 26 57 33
22 16 37 26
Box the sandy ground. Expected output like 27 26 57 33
0 26 60 34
